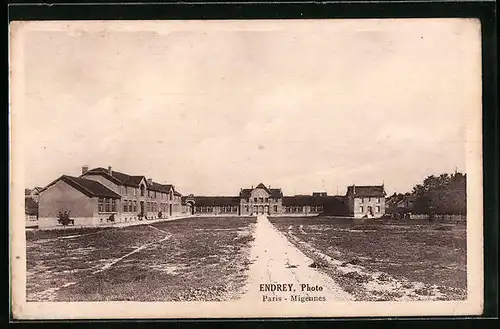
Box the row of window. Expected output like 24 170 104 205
123 200 138 213
249 197 280 203
221 206 239 213
310 206 323 212
98 198 117 213
357 197 381 203
120 185 177 201
359 206 381 213
285 206 303 213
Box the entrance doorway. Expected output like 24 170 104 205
169 204 173 216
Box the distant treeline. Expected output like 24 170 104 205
408 172 466 215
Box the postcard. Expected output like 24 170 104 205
9 19 483 319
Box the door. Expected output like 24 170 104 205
169 204 173 216
264 205 269 214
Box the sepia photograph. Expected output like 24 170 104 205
9 18 483 319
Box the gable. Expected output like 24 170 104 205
250 188 270 198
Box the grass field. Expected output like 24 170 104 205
269 216 467 301
26 217 256 302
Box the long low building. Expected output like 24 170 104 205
184 183 386 218
36 166 387 228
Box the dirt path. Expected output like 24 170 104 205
242 215 353 302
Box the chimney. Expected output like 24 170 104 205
269 185 271 189
108 166 112 175
147 178 153 186
251 185 253 189
81 165 89 175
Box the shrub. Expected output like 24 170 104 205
158 211 162 219
57 210 72 226
108 214 115 222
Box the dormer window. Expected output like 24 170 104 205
140 184 145 196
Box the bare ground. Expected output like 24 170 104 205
26 217 256 302
269 216 467 301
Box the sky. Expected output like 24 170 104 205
15 19 481 196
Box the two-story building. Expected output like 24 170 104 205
345 184 386 218
37 166 184 228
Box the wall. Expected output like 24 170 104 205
352 197 385 218
38 180 97 218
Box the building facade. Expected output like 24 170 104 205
38 166 184 228
187 183 381 217
36 167 387 228
345 185 387 218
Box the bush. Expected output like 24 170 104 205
57 210 72 226
158 211 162 219
108 214 115 222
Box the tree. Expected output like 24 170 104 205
412 172 466 215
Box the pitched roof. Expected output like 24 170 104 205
42 175 121 199
194 196 241 206
83 167 145 187
239 184 283 199
148 181 173 193
346 185 386 197
282 195 342 206
25 197 38 215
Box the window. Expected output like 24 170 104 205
245 205 249 212
134 188 137 196
98 198 104 212
105 199 110 212
265 198 269 203
360 206 363 213
259 197 263 202
124 200 128 212
298 206 303 212
254 197 257 202
376 198 380 203
111 199 116 212
311 206 316 212
376 206 380 213
154 191 157 198
133 201 137 212
233 206 238 212
318 206 323 212
140 185 145 196
129 200 133 212
125 186 128 195
364 198 368 203
274 205 278 212
253 205 258 212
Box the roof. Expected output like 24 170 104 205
193 196 241 206
148 181 173 193
240 183 283 199
25 197 38 215
282 195 343 206
83 167 145 187
42 175 122 199
346 185 386 197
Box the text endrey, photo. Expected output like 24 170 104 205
10 19 483 319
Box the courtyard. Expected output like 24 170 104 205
269 216 467 301
26 216 256 301
26 215 467 302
